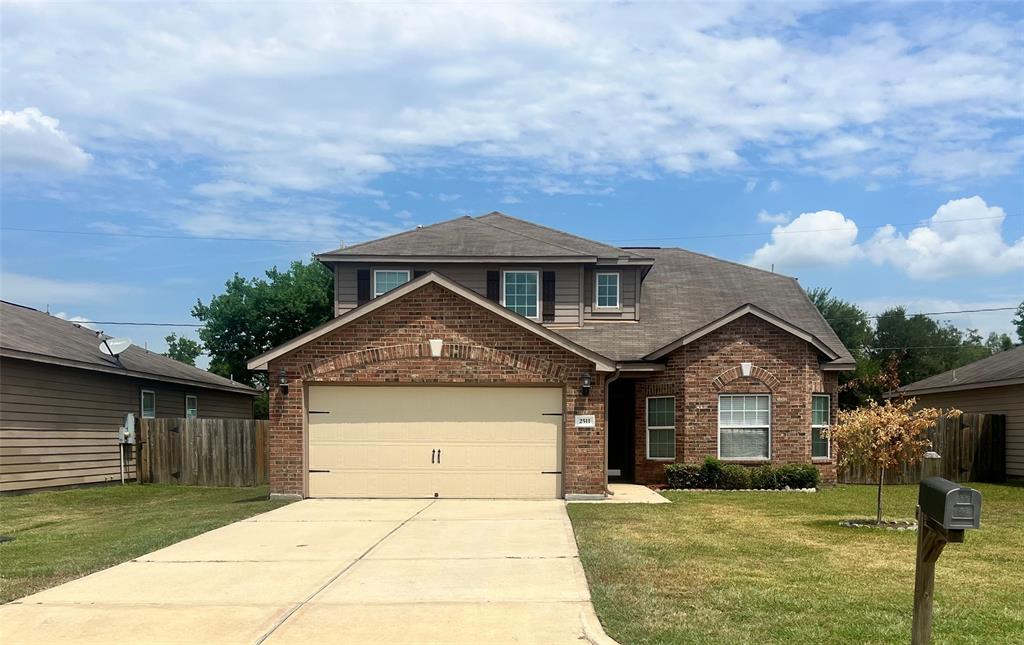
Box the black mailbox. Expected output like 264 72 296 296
918 477 981 530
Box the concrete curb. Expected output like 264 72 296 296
580 605 620 645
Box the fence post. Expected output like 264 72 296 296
921 451 942 480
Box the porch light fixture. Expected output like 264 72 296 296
278 368 289 395
580 373 592 397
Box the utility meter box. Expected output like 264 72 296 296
919 477 981 530
119 413 136 445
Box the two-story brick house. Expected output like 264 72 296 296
249 212 854 499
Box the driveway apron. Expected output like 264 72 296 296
0 499 603 644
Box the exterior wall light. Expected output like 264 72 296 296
580 373 592 397
278 368 289 395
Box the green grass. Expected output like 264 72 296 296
568 482 1024 645
0 484 291 603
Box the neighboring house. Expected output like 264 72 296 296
248 212 854 500
895 345 1023 479
0 301 258 493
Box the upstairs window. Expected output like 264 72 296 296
596 272 620 309
186 395 198 419
811 394 830 459
502 270 539 319
373 270 410 298
719 394 770 460
141 389 156 419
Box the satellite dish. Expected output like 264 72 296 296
100 338 132 356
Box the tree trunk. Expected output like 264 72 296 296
875 465 885 524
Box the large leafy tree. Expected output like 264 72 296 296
192 259 334 395
873 307 989 386
805 288 876 409
163 333 203 366
1013 301 1024 344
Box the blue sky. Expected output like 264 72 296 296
1 1 1022 365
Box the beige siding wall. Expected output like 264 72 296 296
582 266 639 320
0 358 253 492
333 262 583 325
912 384 1024 477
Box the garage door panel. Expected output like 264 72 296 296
307 386 563 499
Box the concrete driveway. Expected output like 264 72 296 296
1 499 610 644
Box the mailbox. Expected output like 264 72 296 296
918 477 981 530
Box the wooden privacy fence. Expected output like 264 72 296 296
838 413 1006 485
139 418 269 487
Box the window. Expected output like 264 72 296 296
373 270 410 298
646 396 676 459
719 394 770 460
186 395 198 419
502 270 539 319
596 272 620 309
141 389 156 419
812 394 830 459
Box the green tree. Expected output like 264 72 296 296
806 287 877 408
1013 301 1024 344
873 308 989 387
985 331 1014 354
192 259 334 417
163 333 203 366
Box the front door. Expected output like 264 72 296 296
606 379 635 482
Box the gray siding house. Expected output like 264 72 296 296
0 301 257 492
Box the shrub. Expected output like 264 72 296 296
665 463 705 489
749 465 780 490
718 463 751 489
701 457 726 488
776 464 820 489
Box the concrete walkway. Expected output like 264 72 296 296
1 499 613 644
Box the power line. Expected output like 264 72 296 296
3 213 1019 246
823 306 1018 323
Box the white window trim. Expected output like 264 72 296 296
141 389 156 419
811 394 831 460
646 395 676 461
594 271 621 310
372 269 411 299
185 394 198 419
717 394 771 461
500 269 541 321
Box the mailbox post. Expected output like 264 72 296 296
911 477 982 645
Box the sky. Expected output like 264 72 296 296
1 1 1022 367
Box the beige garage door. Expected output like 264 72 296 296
307 386 563 499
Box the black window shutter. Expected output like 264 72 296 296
542 271 556 322
413 270 427 279
356 269 371 305
486 271 500 302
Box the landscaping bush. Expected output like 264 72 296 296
664 458 820 490
665 463 705 489
749 465 780 490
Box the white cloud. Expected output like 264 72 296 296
0 272 139 307
500 195 522 204
393 209 413 222
0 108 91 174
768 180 782 192
0 4 1018 190
756 210 789 224
744 179 757 193
374 199 391 210
193 180 271 199
749 210 862 269
865 196 1024 279
437 193 461 202
53 311 98 331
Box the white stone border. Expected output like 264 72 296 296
663 487 818 493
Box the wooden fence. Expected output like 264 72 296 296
139 418 269 487
838 413 1006 485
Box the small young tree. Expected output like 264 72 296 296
831 399 958 523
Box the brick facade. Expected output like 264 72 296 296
632 314 839 484
266 282 606 497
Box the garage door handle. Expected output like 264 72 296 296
437 449 441 464
431 449 436 464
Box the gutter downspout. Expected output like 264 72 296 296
603 368 622 496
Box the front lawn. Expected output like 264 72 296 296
0 484 291 603
568 482 1023 644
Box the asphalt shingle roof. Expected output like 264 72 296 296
899 345 1024 394
558 247 854 364
0 301 257 394
319 212 649 260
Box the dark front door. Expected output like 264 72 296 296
607 379 635 482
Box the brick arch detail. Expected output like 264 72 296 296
711 364 781 391
300 341 568 380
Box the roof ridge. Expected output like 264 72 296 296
654 246 798 281
478 212 638 258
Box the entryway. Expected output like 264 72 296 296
606 379 636 482
307 385 564 498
